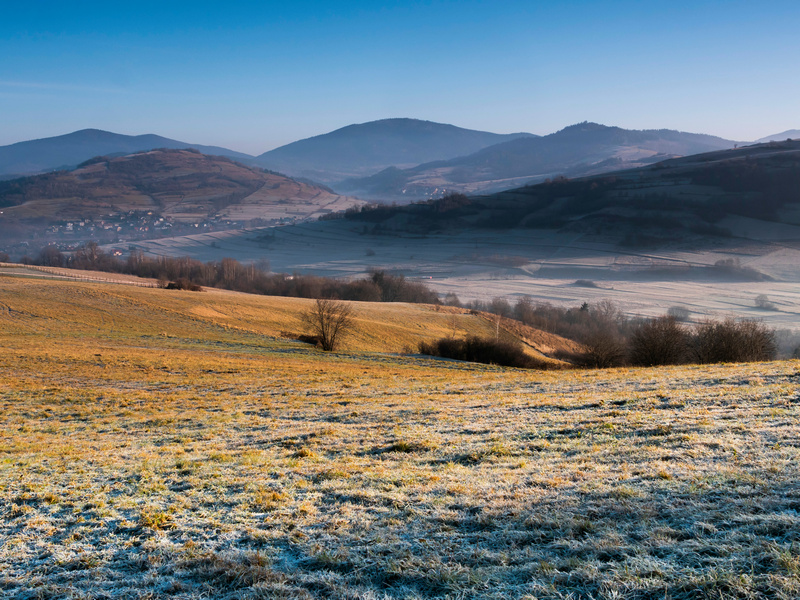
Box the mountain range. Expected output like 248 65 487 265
251 118 535 182
337 122 741 199
0 119 796 206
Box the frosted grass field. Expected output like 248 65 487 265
1 277 799 598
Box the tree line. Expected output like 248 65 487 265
25 243 439 304
442 295 779 367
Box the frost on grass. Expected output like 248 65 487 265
2 287 800 598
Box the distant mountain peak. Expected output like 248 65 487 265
338 122 738 199
558 121 611 132
0 130 253 177
254 119 536 182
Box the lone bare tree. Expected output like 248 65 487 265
302 298 355 351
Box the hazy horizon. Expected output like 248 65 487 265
3 1 800 154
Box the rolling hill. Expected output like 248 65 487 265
253 118 535 183
0 273 580 361
338 122 738 199
0 148 358 226
0 128 254 178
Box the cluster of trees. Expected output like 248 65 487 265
456 296 777 367
691 153 800 221
25 243 440 304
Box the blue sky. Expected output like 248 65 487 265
2 1 799 154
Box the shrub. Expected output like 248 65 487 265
574 279 598 288
369 270 439 303
418 335 544 369
575 301 630 368
629 316 691 366
667 306 691 321
488 297 512 317
166 278 203 291
37 245 65 267
580 328 628 368
755 294 777 310
442 292 462 307
693 318 776 363
296 334 323 347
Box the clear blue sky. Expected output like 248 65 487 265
2 1 799 154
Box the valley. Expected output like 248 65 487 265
121 138 800 333
119 219 800 333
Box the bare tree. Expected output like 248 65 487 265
755 294 776 310
579 300 628 368
630 315 691 366
582 328 627 368
667 305 691 322
301 298 355 351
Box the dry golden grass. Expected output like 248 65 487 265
0 273 574 361
1 276 799 599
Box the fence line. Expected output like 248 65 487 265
0 262 159 288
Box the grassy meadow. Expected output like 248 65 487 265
1 274 799 599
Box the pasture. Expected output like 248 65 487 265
1 277 799 598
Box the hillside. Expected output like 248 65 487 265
338 122 737 199
253 118 535 183
0 149 359 236
0 128 253 178
756 129 800 143
0 270 579 363
343 139 800 242
2 275 799 598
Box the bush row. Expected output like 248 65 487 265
418 336 548 369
